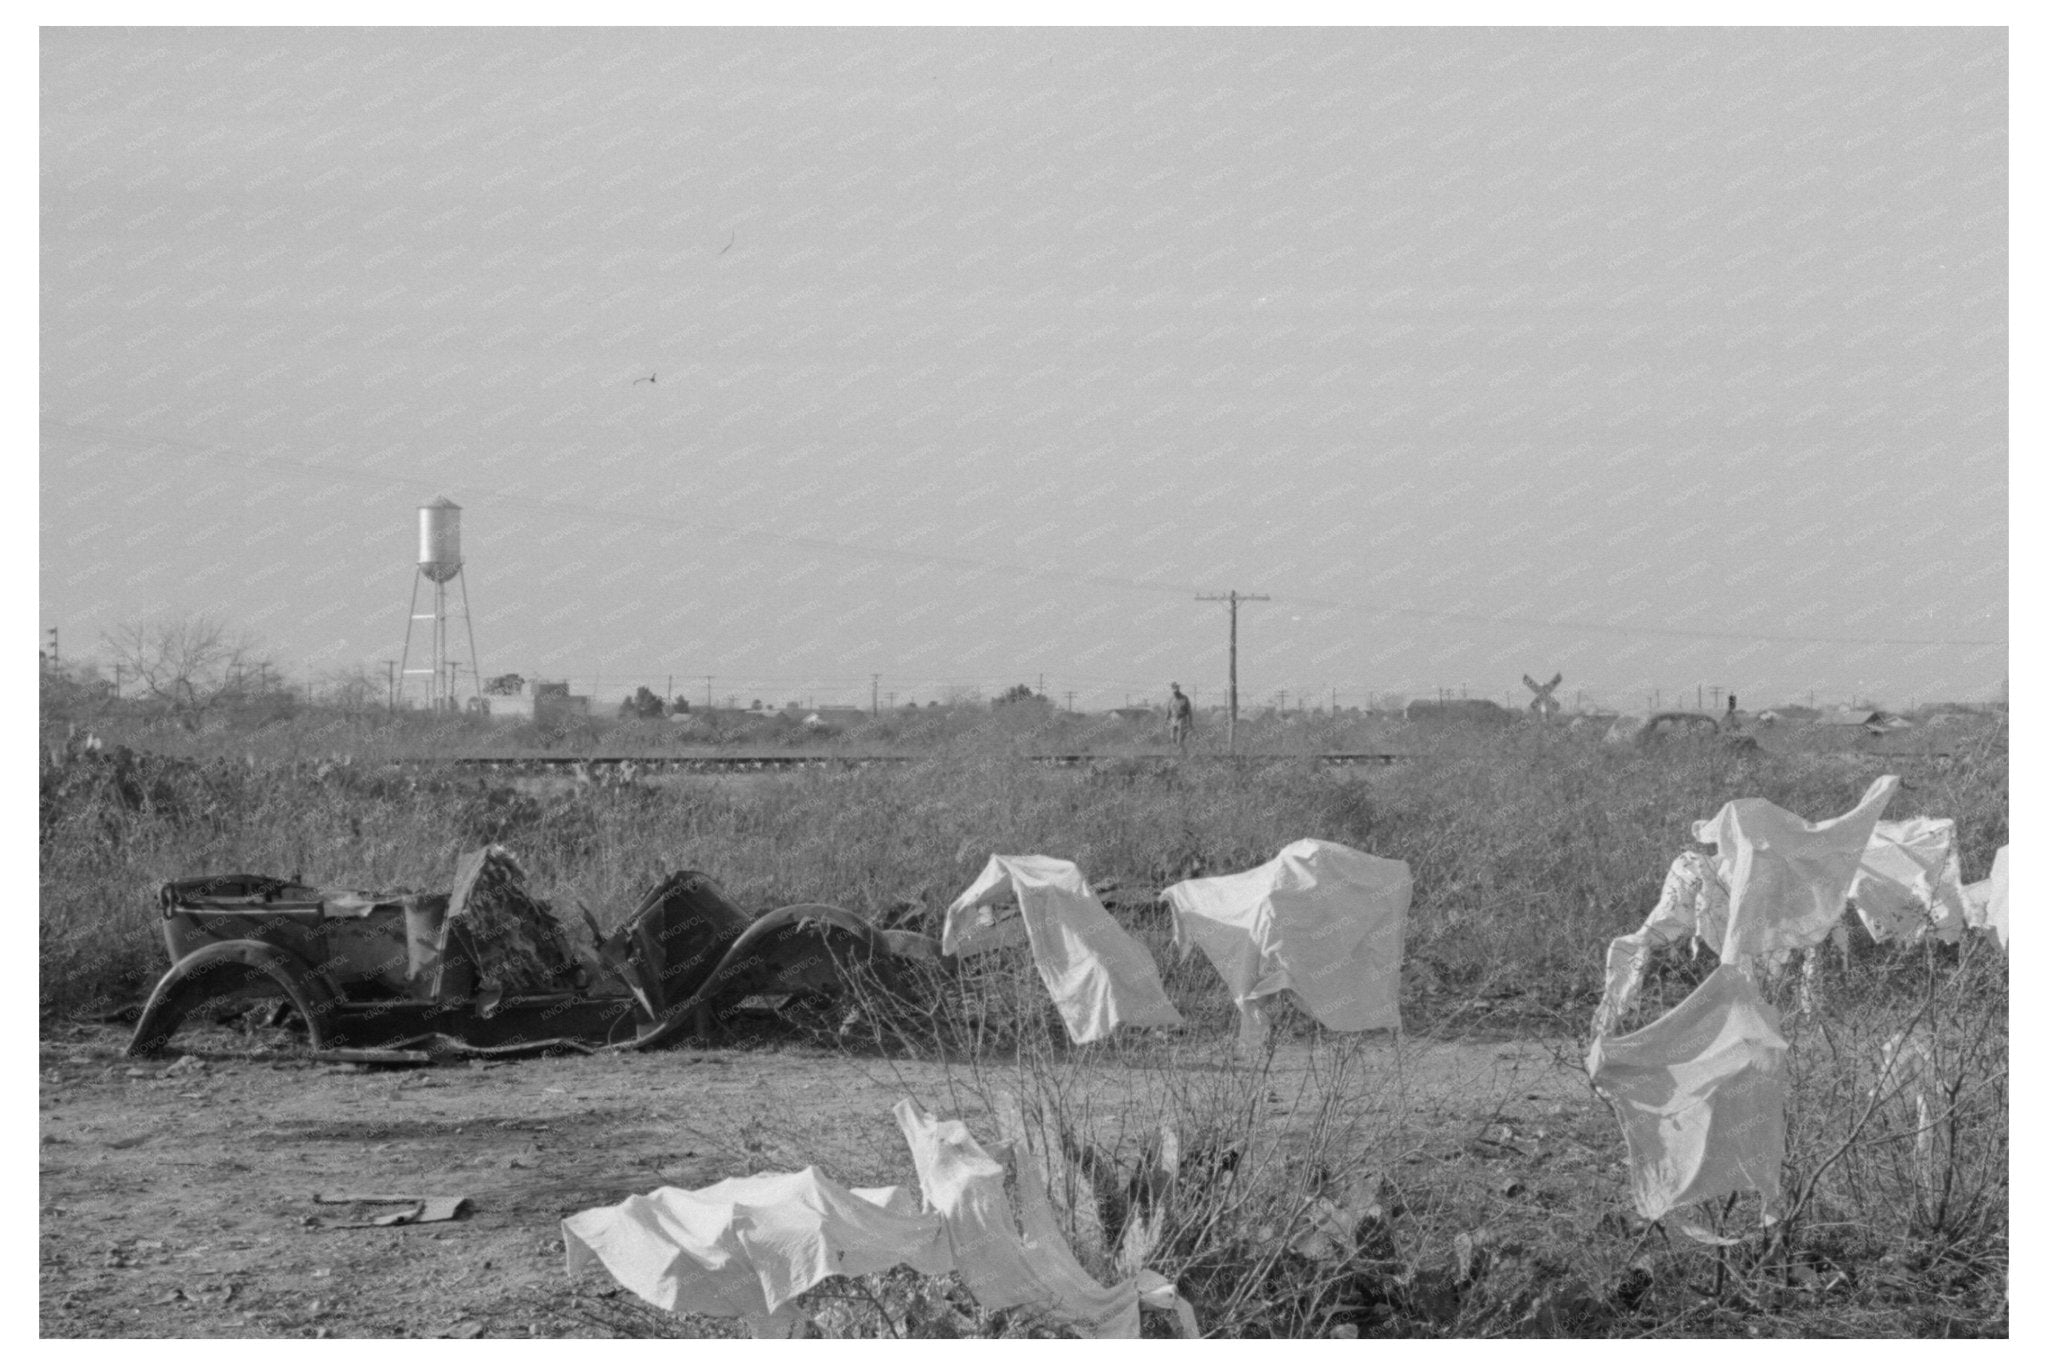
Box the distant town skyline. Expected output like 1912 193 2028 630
41 29 2007 711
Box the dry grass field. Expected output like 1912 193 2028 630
38 705 2008 1337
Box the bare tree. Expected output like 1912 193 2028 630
102 613 266 731
318 662 385 716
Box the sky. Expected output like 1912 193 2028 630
39 26 2008 712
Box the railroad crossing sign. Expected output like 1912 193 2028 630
1523 672 1563 718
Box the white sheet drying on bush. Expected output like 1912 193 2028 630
1850 817 1971 945
561 1169 950 1336
1592 851 1728 1037
1695 774 1900 964
943 854 1183 1044
1965 845 2009 949
564 1102 1195 1339
1592 777 1900 1033
1587 964 1789 1222
1163 838 1411 1045
894 1097 1142 1336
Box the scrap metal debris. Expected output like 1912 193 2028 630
310 1194 469 1230
124 851 941 1060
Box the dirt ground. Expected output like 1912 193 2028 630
39 1020 1598 1338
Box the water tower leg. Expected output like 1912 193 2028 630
398 570 425 711
457 569 482 711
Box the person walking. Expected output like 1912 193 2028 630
1167 682 1194 750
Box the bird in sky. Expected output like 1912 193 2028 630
633 373 657 385
718 230 735 256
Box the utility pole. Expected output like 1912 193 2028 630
1697 684 1704 711
667 673 673 705
1197 590 1269 754
704 676 714 710
385 660 397 714
1277 688 1289 716
871 673 880 717
1064 690 1075 712
45 626 58 666
887 690 897 710
1709 686 1722 713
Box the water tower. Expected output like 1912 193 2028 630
398 496 482 711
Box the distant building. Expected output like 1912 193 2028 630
481 678 589 724
1403 698 1513 725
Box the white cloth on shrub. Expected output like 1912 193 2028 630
1850 817 1971 945
1163 838 1411 1044
1593 776 1903 1036
1586 964 1789 1222
1595 788 1969 1032
893 1096 1143 1337
565 1103 1199 1340
1593 850 1727 1036
1692 775 1900 966
943 854 1183 1044
1964 845 2009 949
561 1169 950 1336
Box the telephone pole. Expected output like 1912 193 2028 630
704 676 714 710
871 673 880 717
1196 590 1269 754
384 660 397 714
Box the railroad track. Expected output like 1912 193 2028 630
430 750 1416 774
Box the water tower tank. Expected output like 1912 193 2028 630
418 496 462 583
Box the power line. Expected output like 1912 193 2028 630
42 417 2007 651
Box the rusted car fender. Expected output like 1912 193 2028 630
614 903 937 1051
127 939 342 1056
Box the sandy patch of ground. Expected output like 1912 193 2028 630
39 1021 1601 1338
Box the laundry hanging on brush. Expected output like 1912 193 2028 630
1592 777 1901 1034
561 1169 951 1337
563 1100 1200 1339
1849 817 1971 945
1587 963 1790 1223
1694 774 1900 966
1163 839 1410 1047
1593 850 1728 1037
943 855 1183 1044
1964 845 2009 950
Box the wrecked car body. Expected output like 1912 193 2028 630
127 845 941 1058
